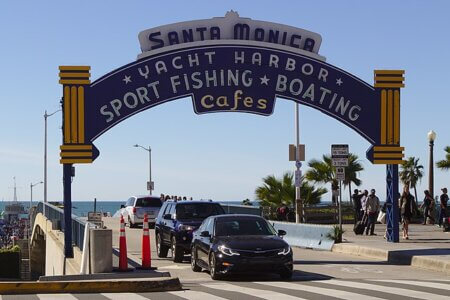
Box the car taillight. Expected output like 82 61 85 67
132 207 136 213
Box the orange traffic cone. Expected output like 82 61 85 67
142 213 151 269
119 214 128 271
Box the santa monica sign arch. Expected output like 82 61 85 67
58 11 405 256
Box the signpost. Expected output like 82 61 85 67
332 145 349 233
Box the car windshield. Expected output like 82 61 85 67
176 203 224 219
135 197 162 207
215 218 277 236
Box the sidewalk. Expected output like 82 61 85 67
332 223 450 275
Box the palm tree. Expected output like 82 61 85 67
400 157 424 205
437 146 450 170
305 155 339 204
255 172 327 212
343 154 364 203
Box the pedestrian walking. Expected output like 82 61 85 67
352 189 363 222
400 185 417 239
421 190 435 225
365 189 380 235
360 190 369 225
438 187 448 227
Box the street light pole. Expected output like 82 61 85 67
427 130 436 198
30 181 43 209
44 109 61 203
133 144 153 195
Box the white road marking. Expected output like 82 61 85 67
102 293 149 300
202 282 306 300
158 264 190 270
170 290 228 300
371 279 450 291
322 279 449 300
37 295 78 300
256 281 386 300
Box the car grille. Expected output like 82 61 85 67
236 248 280 258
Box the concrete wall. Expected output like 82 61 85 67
31 213 82 276
31 213 113 276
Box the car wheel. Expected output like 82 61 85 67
279 269 293 280
209 253 221 280
128 217 135 228
191 246 201 272
171 236 183 263
156 233 168 258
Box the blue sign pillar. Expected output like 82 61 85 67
386 164 399 242
63 163 74 257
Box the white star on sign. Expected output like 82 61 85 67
260 75 270 85
123 75 132 84
336 78 343 86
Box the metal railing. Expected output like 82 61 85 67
35 202 86 250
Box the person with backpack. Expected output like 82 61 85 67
421 190 435 225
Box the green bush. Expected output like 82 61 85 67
0 245 20 253
326 225 345 243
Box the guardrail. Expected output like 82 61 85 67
36 202 87 251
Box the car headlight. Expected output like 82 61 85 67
277 246 291 255
178 224 195 231
218 245 240 256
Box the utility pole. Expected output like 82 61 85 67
295 103 303 223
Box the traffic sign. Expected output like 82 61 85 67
294 169 302 187
336 167 345 181
332 158 349 167
331 144 349 156
332 144 349 166
147 181 154 191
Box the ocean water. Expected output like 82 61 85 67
0 200 259 218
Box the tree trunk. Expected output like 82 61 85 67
349 182 353 205
413 185 419 206
331 183 336 205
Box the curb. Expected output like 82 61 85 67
411 256 450 275
39 270 171 281
331 243 388 261
331 243 450 275
0 277 181 295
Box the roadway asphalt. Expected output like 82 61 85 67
3 218 448 299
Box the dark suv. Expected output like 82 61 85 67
155 200 225 262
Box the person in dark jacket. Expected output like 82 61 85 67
421 190 435 225
438 187 449 227
400 185 417 239
352 189 363 222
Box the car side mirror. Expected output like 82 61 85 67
278 229 287 236
120 205 125 209
200 230 210 237
163 214 172 220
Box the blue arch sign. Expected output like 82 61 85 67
86 45 377 144
58 12 406 257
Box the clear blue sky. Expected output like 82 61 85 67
1 1 449 202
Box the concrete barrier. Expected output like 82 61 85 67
271 221 335 250
221 204 262 216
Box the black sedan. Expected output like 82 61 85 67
190 214 293 280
